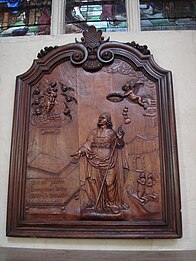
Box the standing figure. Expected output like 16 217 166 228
71 112 129 215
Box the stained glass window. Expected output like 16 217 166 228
140 0 196 30
65 0 127 34
0 0 52 37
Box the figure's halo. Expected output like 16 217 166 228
106 92 124 103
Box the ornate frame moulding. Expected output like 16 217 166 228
7 26 182 239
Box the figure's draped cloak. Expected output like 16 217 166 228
79 128 129 211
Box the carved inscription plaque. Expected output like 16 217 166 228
7 26 182 238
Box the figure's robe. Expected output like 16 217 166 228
79 127 129 213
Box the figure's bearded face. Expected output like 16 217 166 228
97 114 107 127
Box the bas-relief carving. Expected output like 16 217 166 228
7 26 181 238
26 64 80 217
26 57 161 220
71 111 130 218
31 80 77 127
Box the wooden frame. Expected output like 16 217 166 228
7 26 182 239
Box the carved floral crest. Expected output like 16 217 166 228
73 26 113 72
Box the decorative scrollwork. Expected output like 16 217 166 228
37 46 59 59
99 50 114 63
103 60 137 75
70 47 87 65
74 26 112 72
71 51 84 62
126 41 150 55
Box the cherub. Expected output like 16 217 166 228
137 172 146 200
106 81 151 109
122 82 150 109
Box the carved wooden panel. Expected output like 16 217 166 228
7 26 182 238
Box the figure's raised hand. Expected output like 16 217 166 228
116 125 125 139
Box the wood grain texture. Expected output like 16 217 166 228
6 26 182 239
